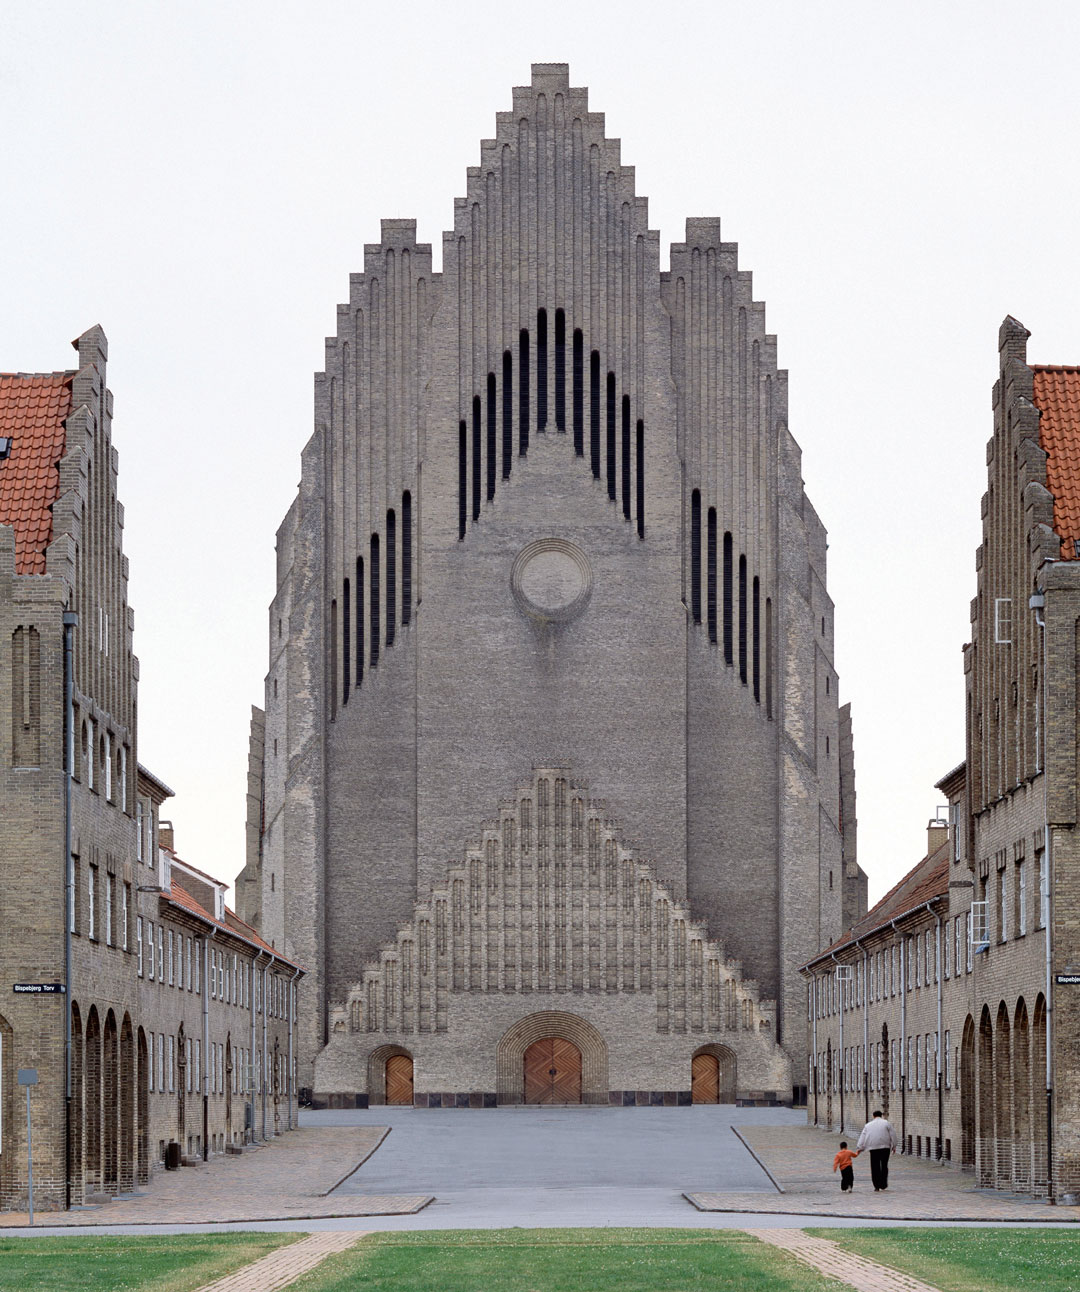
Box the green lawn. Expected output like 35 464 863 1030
811 1226 1080 1292
283 1228 842 1292
0 1231 300 1292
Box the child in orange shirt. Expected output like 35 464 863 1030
833 1141 860 1192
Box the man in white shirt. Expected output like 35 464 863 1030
857 1109 898 1191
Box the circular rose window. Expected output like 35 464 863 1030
510 538 592 622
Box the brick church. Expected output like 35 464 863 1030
236 65 865 1107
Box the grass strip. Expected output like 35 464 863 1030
0 1230 301 1292
810 1225 1080 1292
283 1227 843 1292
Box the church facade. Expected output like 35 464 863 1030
236 65 864 1107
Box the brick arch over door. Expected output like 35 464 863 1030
691 1043 736 1103
495 1011 607 1105
366 1044 415 1106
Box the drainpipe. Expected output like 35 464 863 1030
287 966 301 1129
936 914 944 1162
262 953 276 1140
202 926 216 1161
830 952 845 1134
62 609 78 1210
887 917 906 1150
1032 586 1054 1200
862 944 870 1126
811 975 818 1126
249 951 262 1143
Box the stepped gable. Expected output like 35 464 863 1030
333 766 776 1040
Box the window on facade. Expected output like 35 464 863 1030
148 1032 154 1091
105 872 113 946
966 911 973 972
157 926 164 980
137 916 144 975
994 597 1012 644
999 869 1008 941
1018 861 1027 935
169 1035 175 1093
1035 849 1045 928
104 731 112 801
158 1033 165 1092
907 1037 914 1090
88 865 97 940
926 929 932 985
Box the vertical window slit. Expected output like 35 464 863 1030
554 309 566 432
606 372 616 500
330 599 338 719
752 575 761 701
402 492 412 625
707 509 718 644
766 596 774 719
458 422 467 539
386 508 396 647
486 373 496 501
519 330 530 455
502 350 513 478
342 578 351 705
471 395 481 521
369 534 380 666
589 350 601 477
356 556 365 685
635 420 645 538
621 395 631 518
537 309 548 430
723 533 734 666
690 490 701 624
573 330 584 454
738 553 748 684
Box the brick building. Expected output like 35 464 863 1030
802 317 1080 1201
236 64 866 1108
0 329 301 1212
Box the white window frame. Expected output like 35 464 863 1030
137 916 144 976
88 865 97 941
1018 861 1027 936
105 871 113 946
168 930 174 986
121 884 129 951
148 1031 154 1091
147 920 155 980
104 730 112 801
157 925 164 980
994 596 1012 644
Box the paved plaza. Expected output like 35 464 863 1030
3 1104 1075 1234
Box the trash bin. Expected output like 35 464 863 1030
165 1140 182 1171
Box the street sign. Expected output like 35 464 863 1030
1055 974 1080 985
13 983 65 994
17 1069 38 1086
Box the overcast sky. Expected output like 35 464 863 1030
4 0 1079 907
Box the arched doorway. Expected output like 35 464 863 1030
995 1001 1012 1187
1032 994 1048 1193
69 1003 84 1203
691 1044 737 1103
524 1037 582 1104
137 1028 150 1184
960 1015 976 1171
103 1010 118 1194
1014 999 1031 1191
85 1006 102 1195
386 1054 414 1105
119 1015 135 1192
978 1005 994 1186
495 1011 608 1104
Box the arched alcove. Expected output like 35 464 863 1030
495 1011 608 1104
691 1043 737 1103
366 1044 415 1105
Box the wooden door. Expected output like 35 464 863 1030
523 1037 582 1104
386 1053 414 1105
692 1053 720 1103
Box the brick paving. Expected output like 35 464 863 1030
193 1230 368 1292
686 1122 1080 1221
746 1227 941 1292
0 1127 432 1227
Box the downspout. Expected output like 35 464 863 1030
262 953 276 1140
830 952 844 1133
250 951 262 1142
889 917 906 1150
936 914 944 1162
862 944 870 1126
1032 587 1054 1200
62 610 77 1210
202 926 216 1161
811 974 818 1125
287 966 301 1130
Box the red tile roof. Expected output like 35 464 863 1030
1033 366 1080 560
802 839 951 968
164 876 303 971
0 372 74 574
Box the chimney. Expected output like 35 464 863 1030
927 818 949 856
159 820 175 851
